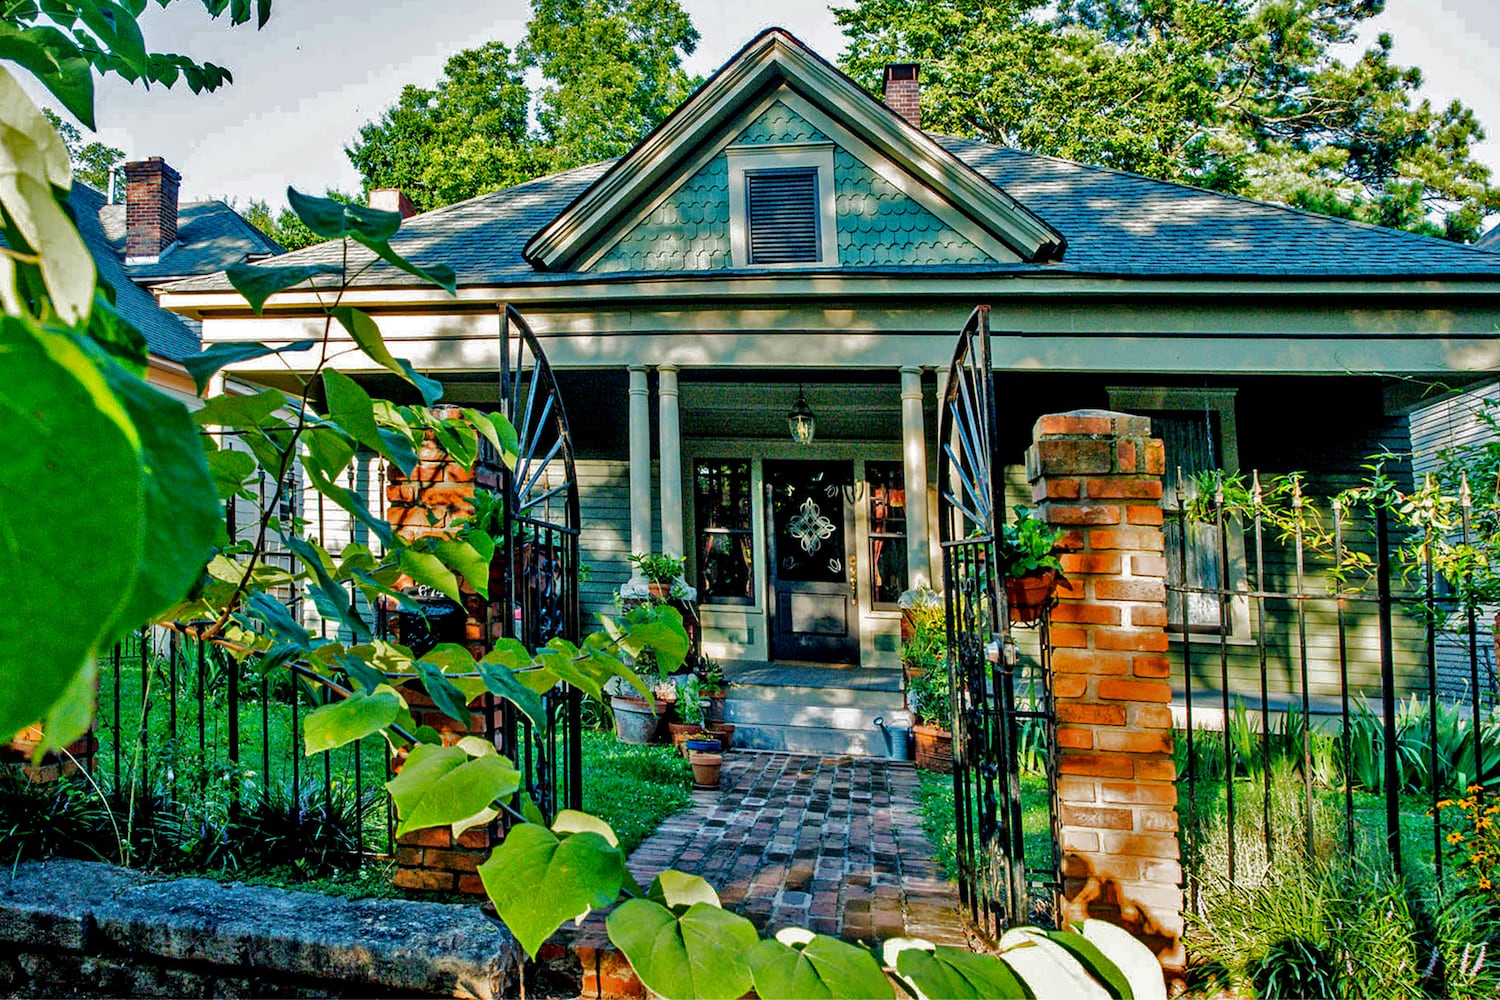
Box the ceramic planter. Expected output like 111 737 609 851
1005 567 1058 623
689 751 722 788
913 723 954 773
611 694 666 744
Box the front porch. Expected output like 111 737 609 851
720 660 909 757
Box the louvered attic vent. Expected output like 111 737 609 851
746 167 821 264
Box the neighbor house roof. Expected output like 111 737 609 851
70 182 202 362
99 198 282 282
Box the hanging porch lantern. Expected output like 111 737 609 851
787 388 816 445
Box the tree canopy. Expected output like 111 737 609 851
346 0 700 212
835 0 1499 241
43 109 124 194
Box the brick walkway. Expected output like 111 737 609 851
537 752 970 997
626 752 967 944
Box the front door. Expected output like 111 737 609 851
766 461 859 664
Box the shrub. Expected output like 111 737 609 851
0 768 113 864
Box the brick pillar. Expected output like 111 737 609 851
1026 409 1183 973
384 406 506 895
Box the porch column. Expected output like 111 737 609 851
901 366 932 588
658 364 684 560
628 365 652 582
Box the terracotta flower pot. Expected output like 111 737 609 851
1005 568 1058 623
690 751 722 788
913 723 954 773
706 722 735 751
668 721 701 753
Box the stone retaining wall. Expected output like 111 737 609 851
0 859 523 998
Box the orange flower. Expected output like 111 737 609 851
1448 831 1466 844
1481 878 1493 891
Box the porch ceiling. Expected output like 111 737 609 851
680 381 901 440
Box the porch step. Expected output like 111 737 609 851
722 670 911 757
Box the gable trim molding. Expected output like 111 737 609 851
523 28 1065 271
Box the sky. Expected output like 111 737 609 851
28 0 1500 210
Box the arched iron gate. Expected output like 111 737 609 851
937 305 1060 940
494 304 583 821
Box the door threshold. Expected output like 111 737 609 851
768 659 859 670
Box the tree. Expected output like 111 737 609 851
835 0 1500 241
42 109 123 194
523 0 700 167
346 0 701 211
345 41 546 213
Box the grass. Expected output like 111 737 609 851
578 730 694 854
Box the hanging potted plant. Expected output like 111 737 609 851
909 659 954 773
629 552 686 601
996 506 1065 623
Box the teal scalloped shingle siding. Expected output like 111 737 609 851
593 155 730 272
593 100 992 271
833 149 991 266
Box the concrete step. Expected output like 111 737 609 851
726 682 902 710
723 699 905 731
730 719 910 757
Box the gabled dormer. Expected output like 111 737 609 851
524 29 1065 274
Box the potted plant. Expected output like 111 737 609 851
629 552 687 600
909 659 954 773
668 676 705 753
996 505 1065 622
688 746 723 788
897 586 943 644
608 654 675 745
696 656 728 722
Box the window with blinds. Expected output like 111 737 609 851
745 167 821 264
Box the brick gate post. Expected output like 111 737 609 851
1025 410 1183 973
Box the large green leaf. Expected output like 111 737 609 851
305 463 395 549
431 537 489 599
331 306 443 405
1077 920 1165 1000
36 657 97 758
322 368 391 463
606 899 759 1000
607 604 690 673
193 388 288 429
386 741 520 837
476 657 548 728
303 685 403 754
0 23 95 128
288 187 400 241
205 447 256 499
997 928 1109 1000
481 823 628 958
182 340 316 395
0 319 140 742
399 548 461 603
749 930 893 1000
890 939 1027 1000
1046 929 1133 1000
647 870 720 912
94 355 219 640
225 262 339 313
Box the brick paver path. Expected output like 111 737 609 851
626 752 968 945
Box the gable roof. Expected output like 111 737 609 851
70 183 202 362
523 28 1065 270
99 198 282 281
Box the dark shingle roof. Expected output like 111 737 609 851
1477 225 1500 250
71 183 201 361
160 139 1500 295
99 199 283 280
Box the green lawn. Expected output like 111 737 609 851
578 730 694 854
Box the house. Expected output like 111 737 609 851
74 156 281 403
158 30 1500 751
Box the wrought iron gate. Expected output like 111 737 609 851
495 304 583 820
937 306 1059 939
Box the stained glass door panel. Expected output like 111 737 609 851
766 461 859 664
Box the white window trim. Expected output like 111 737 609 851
726 142 838 268
1108 386 1252 640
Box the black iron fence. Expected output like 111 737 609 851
1170 471 1497 908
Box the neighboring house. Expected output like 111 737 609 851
75 156 282 403
160 30 1500 721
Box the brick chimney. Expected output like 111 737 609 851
123 157 180 261
882 63 921 129
369 188 418 219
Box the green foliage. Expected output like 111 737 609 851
836 0 1499 241
41 107 120 192
577 731 691 853
1435 789 1500 906
0 769 112 865
996 505 1064 578
607 896 761 999
346 0 701 211
630 550 686 585
908 659 950 728
749 929 894 1000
